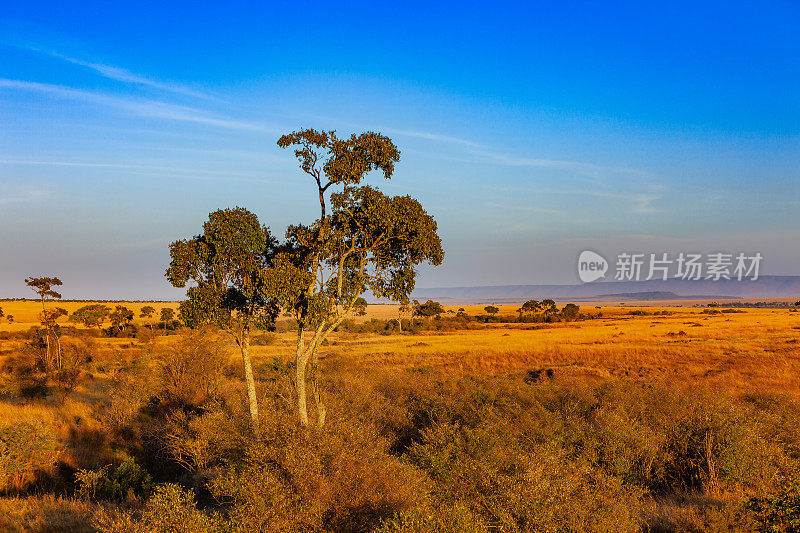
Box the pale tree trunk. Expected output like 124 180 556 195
295 328 310 427
239 336 260 437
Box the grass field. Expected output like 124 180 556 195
0 300 798 531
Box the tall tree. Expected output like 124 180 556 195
25 277 63 370
273 129 443 427
166 207 279 435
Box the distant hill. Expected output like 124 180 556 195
411 275 800 302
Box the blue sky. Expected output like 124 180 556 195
0 1 798 299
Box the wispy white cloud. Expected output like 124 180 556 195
0 79 274 132
380 127 485 148
12 43 213 100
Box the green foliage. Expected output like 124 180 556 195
354 297 368 316
413 300 444 318
71 304 111 329
94 483 219 533
518 299 541 316
483 305 499 315
376 502 488 533
277 128 400 186
159 308 174 323
109 305 134 330
76 457 152 501
561 303 580 320
166 207 279 334
25 276 63 302
139 306 156 319
0 422 62 490
748 473 800 532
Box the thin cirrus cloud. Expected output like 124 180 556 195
10 42 213 100
0 78 275 132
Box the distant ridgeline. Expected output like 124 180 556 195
411 275 800 302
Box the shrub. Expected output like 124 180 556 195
152 331 227 409
748 473 800 532
376 502 488 533
207 416 428 533
94 484 219 533
0 422 62 491
75 457 152 501
407 422 642 532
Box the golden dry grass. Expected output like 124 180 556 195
1 300 798 530
2 300 798 398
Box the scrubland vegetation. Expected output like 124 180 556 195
1 300 799 532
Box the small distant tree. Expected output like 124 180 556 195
484 305 499 316
160 308 175 330
140 305 156 320
71 304 111 331
561 303 580 320
353 297 368 316
794 301 800 307
413 299 445 318
517 299 541 317
6 315 13 323
109 305 134 332
25 276 63 370
0 307 4 321
167 207 279 435
541 299 558 318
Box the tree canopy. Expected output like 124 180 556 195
413 300 445 318
71 304 111 329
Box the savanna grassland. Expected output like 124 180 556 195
1 300 799 532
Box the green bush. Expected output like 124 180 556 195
748 473 800 532
94 483 219 533
0 422 62 491
76 457 152 501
